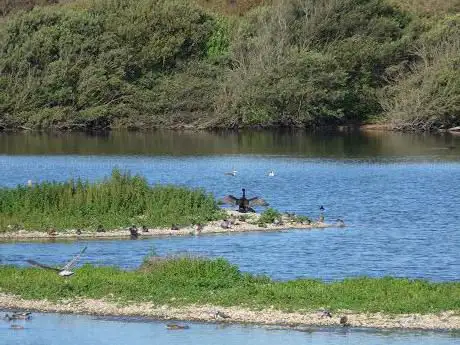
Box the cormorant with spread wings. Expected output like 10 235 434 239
221 188 268 213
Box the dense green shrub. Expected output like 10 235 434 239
381 15 460 130
0 0 458 131
0 169 222 230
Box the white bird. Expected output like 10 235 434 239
268 170 275 177
224 167 237 176
27 246 87 277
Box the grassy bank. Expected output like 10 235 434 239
0 0 458 131
0 257 459 314
0 170 222 231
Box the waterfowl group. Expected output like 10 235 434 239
27 246 87 277
221 188 269 213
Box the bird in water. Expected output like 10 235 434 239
10 324 24 330
336 219 346 227
224 167 238 176
166 323 190 330
221 188 269 213
4 312 32 321
26 246 87 277
268 170 275 177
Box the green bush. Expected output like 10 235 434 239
0 169 222 231
0 0 458 131
258 207 281 225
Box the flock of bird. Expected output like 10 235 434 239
3 309 351 331
9 166 347 331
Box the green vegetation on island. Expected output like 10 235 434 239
0 256 459 314
0 170 222 231
0 0 458 132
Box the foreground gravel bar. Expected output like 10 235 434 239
0 294 458 330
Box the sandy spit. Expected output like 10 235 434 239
0 293 458 330
0 211 343 240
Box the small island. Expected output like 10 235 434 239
0 170 341 240
0 256 459 330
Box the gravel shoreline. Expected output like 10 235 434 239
0 211 342 240
0 294 458 330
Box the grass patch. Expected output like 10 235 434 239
0 256 459 314
0 169 223 231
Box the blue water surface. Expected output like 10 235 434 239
1 155 459 281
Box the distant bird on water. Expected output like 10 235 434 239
268 170 275 177
27 246 87 277
166 323 190 330
221 188 269 213
224 167 238 176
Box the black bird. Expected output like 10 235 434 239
319 205 325 212
221 188 269 213
340 315 349 327
129 225 138 239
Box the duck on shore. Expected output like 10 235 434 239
213 310 231 320
129 225 138 239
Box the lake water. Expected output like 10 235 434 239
1 312 459 345
0 131 459 281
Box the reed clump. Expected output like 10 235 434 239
0 170 222 231
0 256 459 314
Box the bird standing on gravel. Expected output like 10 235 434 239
213 310 231 320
